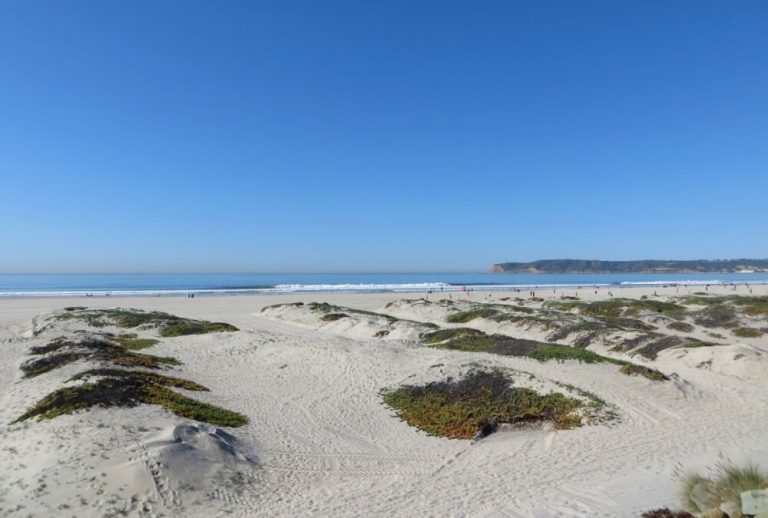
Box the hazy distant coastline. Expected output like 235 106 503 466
490 259 768 274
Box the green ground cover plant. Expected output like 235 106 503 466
546 299 686 319
420 328 668 381
681 295 768 316
421 328 621 364
321 313 349 322
635 336 714 359
111 333 160 350
733 327 763 338
693 304 740 329
15 369 247 427
667 321 694 333
54 308 238 336
381 370 583 439
446 308 503 323
619 364 670 381
21 336 179 378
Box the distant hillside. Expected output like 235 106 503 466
490 259 768 274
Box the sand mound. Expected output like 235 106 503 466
380 298 460 323
261 302 435 340
660 343 767 381
94 423 260 513
163 423 255 467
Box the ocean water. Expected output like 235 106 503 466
1 272 767 297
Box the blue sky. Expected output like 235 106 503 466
1 1 766 273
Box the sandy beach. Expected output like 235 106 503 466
1 284 767 517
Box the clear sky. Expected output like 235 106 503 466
1 1 766 273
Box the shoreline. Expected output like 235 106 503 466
1 280 767 300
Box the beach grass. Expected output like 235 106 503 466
679 461 767 516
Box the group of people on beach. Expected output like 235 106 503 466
423 280 760 302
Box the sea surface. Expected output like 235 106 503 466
1 273 767 297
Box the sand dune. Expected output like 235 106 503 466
1 289 767 516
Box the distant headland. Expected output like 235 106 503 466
490 259 768 274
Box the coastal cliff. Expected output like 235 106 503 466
490 259 768 274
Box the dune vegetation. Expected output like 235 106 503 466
54 307 238 336
678 461 768 517
382 369 586 439
546 298 687 319
420 327 620 364
733 327 764 338
14 368 247 427
17 309 246 427
21 335 180 378
419 327 668 381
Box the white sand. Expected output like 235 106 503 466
1 284 767 517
